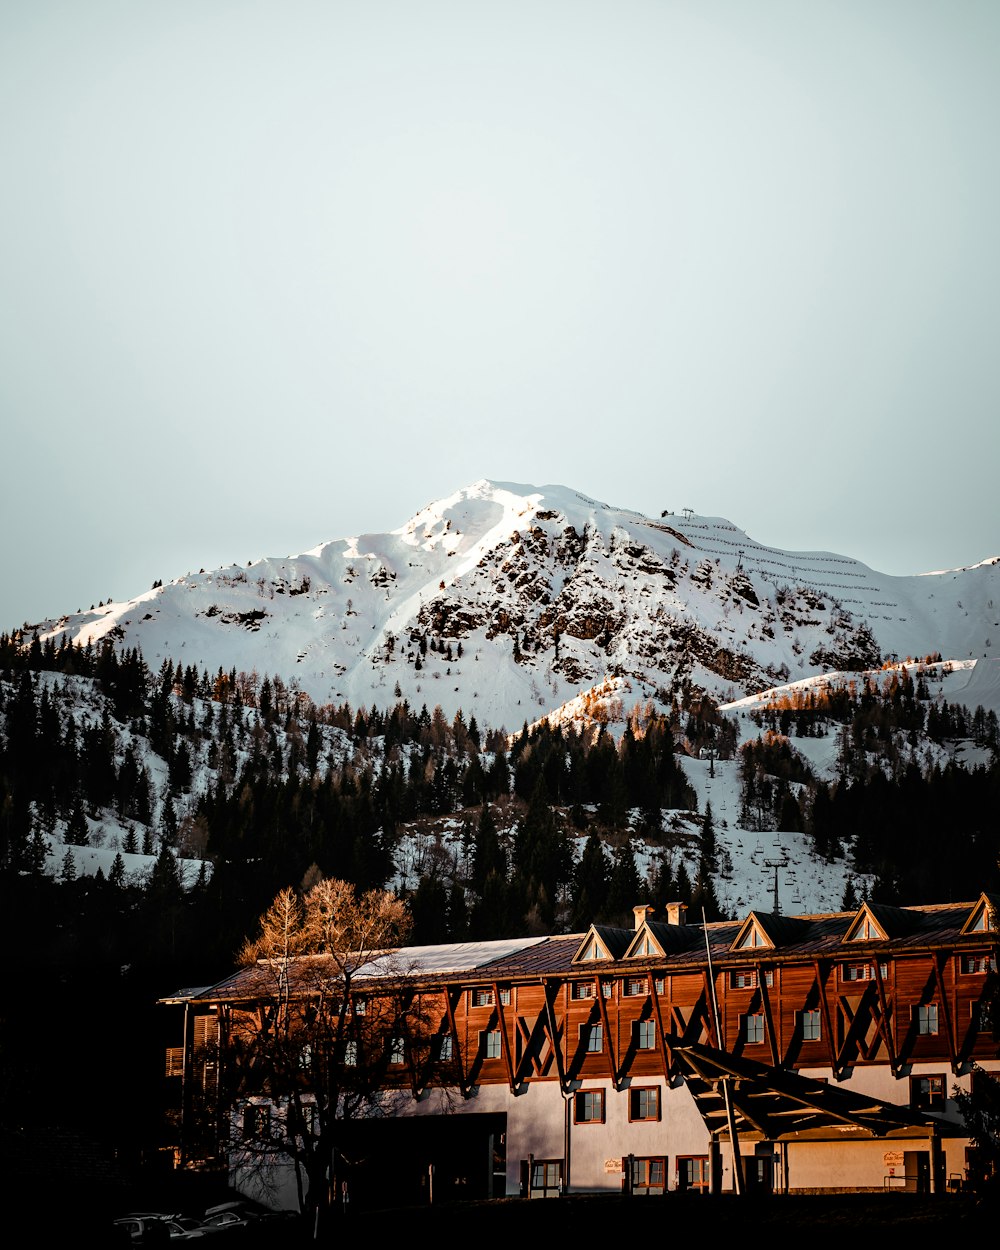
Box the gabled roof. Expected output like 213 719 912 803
624 920 702 960
674 1042 964 1142
844 901 921 943
961 892 1000 936
730 913 773 952
572 924 633 964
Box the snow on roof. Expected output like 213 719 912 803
359 936 548 980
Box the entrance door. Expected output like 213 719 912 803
904 1151 930 1194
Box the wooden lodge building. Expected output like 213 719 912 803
161 893 999 1207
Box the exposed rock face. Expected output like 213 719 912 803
36 480 999 729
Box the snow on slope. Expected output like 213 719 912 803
30 480 1000 732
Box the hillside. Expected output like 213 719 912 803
24 480 1000 732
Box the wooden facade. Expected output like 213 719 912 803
163 894 999 1205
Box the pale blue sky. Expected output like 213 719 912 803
2 0 997 628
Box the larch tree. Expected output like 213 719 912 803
224 876 444 1234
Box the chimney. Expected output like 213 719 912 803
666 902 688 926
633 904 655 931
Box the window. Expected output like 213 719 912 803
472 987 494 1007
531 1159 562 1196
800 1009 821 1041
961 953 996 974
743 1013 765 1044
343 1040 358 1067
482 1030 502 1059
571 980 595 1000
730 969 758 989
298 1043 313 1070
677 1155 710 1192
581 1022 603 1053
388 1037 405 1065
629 1086 660 1121
602 980 613 999
624 976 648 997
243 1104 270 1141
434 1033 453 1061
654 976 665 995
574 1089 605 1123
842 961 888 983
973 999 994 1033
499 986 512 1006
916 1004 939 1036
352 996 367 1016
630 1156 666 1194
634 1019 656 1050
910 1074 946 1112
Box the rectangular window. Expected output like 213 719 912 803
629 1086 660 1122
531 1159 562 1196
472 987 494 1008
743 1013 765 1044
730 969 758 989
634 1019 656 1050
917 1004 939 1036
482 1030 502 1059
434 1033 453 1061
498 987 512 1006
842 962 872 982
602 981 613 999
910 1074 946 1111
581 1022 603 1053
800 1009 821 1041
677 1156 710 1192
630 1156 666 1194
624 976 648 997
574 1089 605 1123
352 996 367 1016
571 980 596 1000
389 1037 405 1065
243 1104 270 1141
654 976 665 995
974 1000 994 1033
961 953 996 975
343 1040 357 1067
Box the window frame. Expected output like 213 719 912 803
916 1003 939 1036
800 1008 821 1042
630 1156 666 1194
677 1155 710 1192
628 1086 661 1122
623 976 649 997
434 1033 454 1061
571 979 596 1000
573 1089 605 1124
481 1029 502 1060
909 1073 946 1112
634 1019 656 1050
581 1022 603 1054
961 952 996 975
743 1012 765 1045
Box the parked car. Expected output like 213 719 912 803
112 1215 177 1245
160 1217 214 1241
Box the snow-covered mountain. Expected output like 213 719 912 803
28 480 1000 731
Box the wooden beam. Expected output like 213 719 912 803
492 982 518 1092
871 961 900 1077
930 953 959 1075
444 986 472 1097
813 960 841 1076
541 979 568 1092
650 978 675 1079
756 963 780 1067
596 977 620 1090
701 971 719 1048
